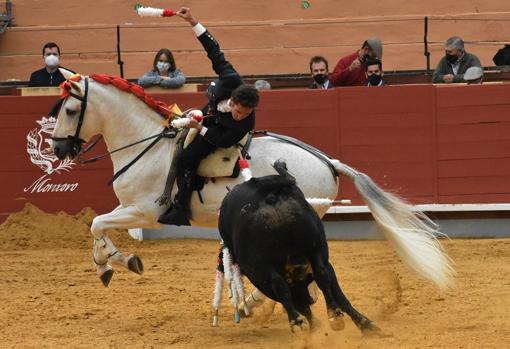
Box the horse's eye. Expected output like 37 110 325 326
66 108 78 117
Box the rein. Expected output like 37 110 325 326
77 128 179 186
77 128 178 165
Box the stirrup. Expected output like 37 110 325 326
158 203 191 226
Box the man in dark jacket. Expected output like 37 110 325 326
159 7 259 226
28 42 70 87
365 59 386 86
493 44 510 66
308 56 334 89
432 36 481 84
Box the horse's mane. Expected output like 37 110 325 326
89 74 173 118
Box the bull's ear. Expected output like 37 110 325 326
59 68 76 80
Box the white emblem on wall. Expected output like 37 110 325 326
26 116 75 174
24 116 79 193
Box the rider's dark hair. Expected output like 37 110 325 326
42 42 60 56
153 48 177 72
231 85 259 109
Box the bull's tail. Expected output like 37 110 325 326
330 159 455 291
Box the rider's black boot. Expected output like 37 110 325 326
157 200 191 226
158 170 193 226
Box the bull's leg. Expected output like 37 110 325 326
269 271 308 332
308 254 345 331
292 286 315 329
90 205 148 287
325 263 380 333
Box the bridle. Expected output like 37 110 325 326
50 76 89 157
49 75 183 185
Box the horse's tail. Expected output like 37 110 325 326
330 159 455 291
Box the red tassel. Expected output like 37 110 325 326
192 115 203 122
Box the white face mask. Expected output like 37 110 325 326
156 61 170 72
45 54 60 68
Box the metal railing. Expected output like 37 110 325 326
0 0 12 34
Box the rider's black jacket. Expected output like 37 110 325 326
197 30 255 148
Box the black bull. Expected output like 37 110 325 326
218 161 380 332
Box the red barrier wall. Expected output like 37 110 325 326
1 84 510 222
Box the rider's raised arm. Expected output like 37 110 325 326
177 7 239 80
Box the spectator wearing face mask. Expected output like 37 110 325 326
329 38 383 87
28 42 72 87
365 59 385 86
308 56 333 89
137 48 186 89
432 36 481 84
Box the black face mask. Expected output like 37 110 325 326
313 74 328 85
368 74 382 86
446 53 458 64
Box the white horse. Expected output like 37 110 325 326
51 69 454 290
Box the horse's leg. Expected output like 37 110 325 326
325 263 380 333
91 205 147 287
239 288 269 317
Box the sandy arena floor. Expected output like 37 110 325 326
1 204 509 349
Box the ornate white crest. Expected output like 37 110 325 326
27 116 75 174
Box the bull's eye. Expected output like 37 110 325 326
66 108 78 117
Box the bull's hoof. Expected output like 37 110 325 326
328 308 345 331
127 255 144 275
359 318 381 334
290 316 310 334
100 269 114 287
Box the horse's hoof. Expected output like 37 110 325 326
328 308 345 331
127 255 144 275
100 268 114 287
238 300 254 318
290 316 310 334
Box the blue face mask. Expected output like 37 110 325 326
156 61 170 72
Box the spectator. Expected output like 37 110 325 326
330 38 383 87
254 79 271 90
432 36 481 84
28 42 71 87
137 48 186 89
308 56 333 89
365 59 386 86
464 66 483 85
493 44 510 66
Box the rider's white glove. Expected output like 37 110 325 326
170 110 203 128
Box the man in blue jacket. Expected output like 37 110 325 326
159 7 259 226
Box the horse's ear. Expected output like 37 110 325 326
68 80 83 95
59 68 76 80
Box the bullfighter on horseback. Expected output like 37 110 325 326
158 7 260 226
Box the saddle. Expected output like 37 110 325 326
156 129 252 207
184 128 251 178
